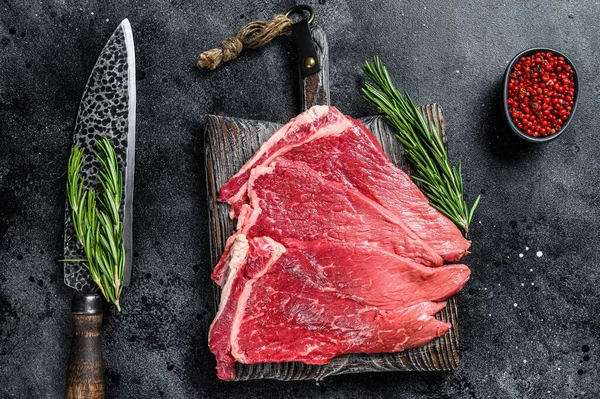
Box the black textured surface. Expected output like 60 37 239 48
0 1 598 398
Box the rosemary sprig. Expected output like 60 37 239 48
362 56 480 236
64 138 124 311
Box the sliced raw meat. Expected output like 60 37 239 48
211 159 444 285
209 235 470 380
280 238 470 309
218 105 470 262
218 105 353 217
284 117 470 262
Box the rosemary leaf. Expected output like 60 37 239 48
362 56 480 236
63 137 125 311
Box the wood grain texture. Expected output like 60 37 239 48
203 104 461 381
65 314 105 398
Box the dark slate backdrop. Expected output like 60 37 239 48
1 0 598 398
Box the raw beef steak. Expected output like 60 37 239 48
218 105 352 216
218 105 469 262
209 235 470 380
211 159 443 285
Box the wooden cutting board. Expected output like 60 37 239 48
204 26 461 381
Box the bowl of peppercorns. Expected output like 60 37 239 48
503 48 578 142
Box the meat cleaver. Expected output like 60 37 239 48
62 19 136 398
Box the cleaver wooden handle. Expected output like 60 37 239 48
65 293 105 399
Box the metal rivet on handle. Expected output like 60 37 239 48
304 57 316 69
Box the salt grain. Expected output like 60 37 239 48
514 303 518 307
530 269 533 272
536 251 543 257
525 246 529 251
521 283 525 287
519 253 524 258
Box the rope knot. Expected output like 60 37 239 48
197 14 293 70
221 36 243 61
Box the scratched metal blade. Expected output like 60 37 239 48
63 19 136 291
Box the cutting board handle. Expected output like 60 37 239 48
300 25 330 111
65 293 105 399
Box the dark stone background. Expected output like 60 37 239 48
1 0 598 397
